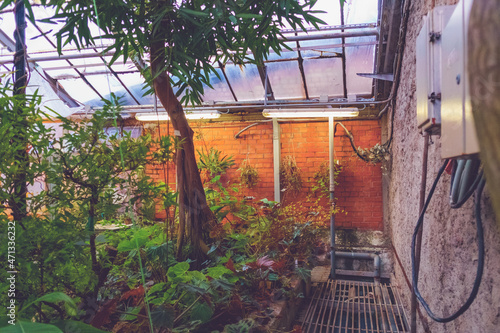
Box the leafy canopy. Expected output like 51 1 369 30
0 80 53 213
7 0 325 105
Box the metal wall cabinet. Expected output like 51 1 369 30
441 0 479 159
416 6 454 134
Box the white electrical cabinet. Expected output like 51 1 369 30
440 0 479 158
416 6 454 134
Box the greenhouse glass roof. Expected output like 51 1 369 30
0 0 380 116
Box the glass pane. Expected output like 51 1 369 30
114 72 152 105
268 48 297 61
27 69 73 117
266 59 305 100
201 68 236 102
345 37 376 96
224 63 264 101
105 126 142 138
303 57 344 98
109 60 137 73
347 0 378 24
57 78 102 106
300 38 343 58
84 74 137 105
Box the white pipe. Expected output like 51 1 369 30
273 118 281 203
329 116 336 279
281 29 379 42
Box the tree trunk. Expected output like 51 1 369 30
150 41 216 266
88 187 100 277
11 0 28 227
468 0 500 224
176 147 186 258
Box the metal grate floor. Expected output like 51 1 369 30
300 279 409 333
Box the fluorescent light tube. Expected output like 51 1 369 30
135 111 221 121
262 108 359 118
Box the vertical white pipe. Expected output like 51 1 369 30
329 116 335 193
273 118 281 202
329 116 336 279
264 66 269 106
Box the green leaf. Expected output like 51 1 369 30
179 8 209 17
151 305 175 329
260 198 277 208
21 292 77 317
95 234 107 243
236 13 263 19
52 320 108 333
206 265 233 279
23 0 36 25
295 267 311 282
210 175 221 183
210 205 223 213
167 261 190 279
190 302 213 324
148 282 167 295
0 321 62 333
268 273 279 281
223 319 255 332
120 306 142 321
117 229 150 252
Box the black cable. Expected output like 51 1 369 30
449 160 457 199
450 168 483 209
411 159 486 323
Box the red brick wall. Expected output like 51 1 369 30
145 119 383 230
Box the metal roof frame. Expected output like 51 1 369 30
0 3 383 115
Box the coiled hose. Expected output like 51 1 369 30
411 159 486 323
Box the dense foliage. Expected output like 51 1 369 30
0 1 335 331
0 81 338 331
1 0 328 263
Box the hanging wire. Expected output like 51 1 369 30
411 160 486 323
90 1 154 331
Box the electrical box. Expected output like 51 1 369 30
416 6 454 134
441 0 479 159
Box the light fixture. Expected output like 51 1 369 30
135 111 221 121
262 108 359 118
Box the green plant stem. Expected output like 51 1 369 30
114 310 150 319
174 294 202 324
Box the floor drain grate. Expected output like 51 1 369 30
301 279 409 333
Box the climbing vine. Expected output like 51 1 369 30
335 122 391 164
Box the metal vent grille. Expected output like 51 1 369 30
301 280 409 333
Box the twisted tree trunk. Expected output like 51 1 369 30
151 41 215 266
468 0 500 224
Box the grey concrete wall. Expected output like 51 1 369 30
385 0 500 332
